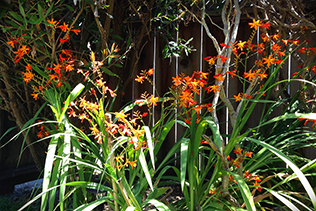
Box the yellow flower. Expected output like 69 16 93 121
115 110 128 122
22 71 34 83
234 93 242 102
31 92 39 100
262 55 275 67
248 19 261 30
128 160 137 169
149 95 158 106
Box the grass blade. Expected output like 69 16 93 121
147 199 170 211
180 138 189 191
144 126 155 170
249 138 316 210
268 190 300 211
229 172 256 211
139 147 154 191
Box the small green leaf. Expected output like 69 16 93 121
113 63 123 68
45 3 54 17
8 11 24 22
19 3 25 19
38 4 43 18
100 66 120 78
110 34 123 40
65 5 75 12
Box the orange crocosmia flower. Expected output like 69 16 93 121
58 22 69 32
254 175 262 182
135 75 145 84
227 70 237 78
60 37 69 43
188 80 199 91
220 43 231 48
115 110 128 122
244 170 251 179
272 44 281 52
205 84 219 93
19 45 30 54
96 79 106 88
68 108 76 117
22 71 34 83
261 34 270 42
188 98 197 107
7 38 18 48
89 124 100 136
180 91 192 108
234 93 242 102
128 160 137 169
271 33 279 41
71 28 81 35
260 22 270 29
108 88 117 97
214 73 224 82
219 56 229 63
147 68 154 76
141 112 148 118
31 92 39 100
233 159 241 168
277 50 285 57
25 64 32 71
292 40 300 45
253 181 262 192
193 105 203 114
208 188 216 195
55 80 62 87
263 55 275 67
53 63 62 72
274 59 283 66
149 95 159 106
249 19 261 30
236 41 247 51
310 47 316 53
205 57 216 65
243 70 256 81
298 47 306 53
47 18 58 27
258 72 268 81
282 39 290 46
229 175 237 183
245 151 253 158
172 75 182 86
196 71 209 80
65 64 74 72
245 93 252 99
95 133 103 144
249 44 256 51
234 147 243 156
62 49 73 57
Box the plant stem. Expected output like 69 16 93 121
105 114 119 211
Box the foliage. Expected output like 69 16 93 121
133 17 316 210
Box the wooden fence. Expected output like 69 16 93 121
129 20 316 161
1 19 315 194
